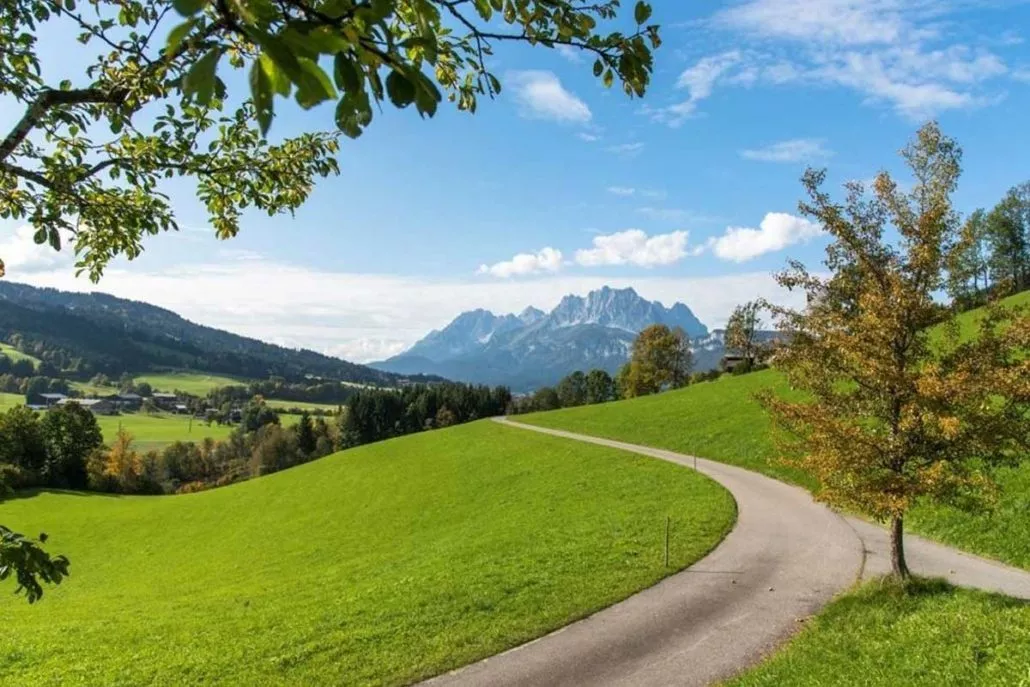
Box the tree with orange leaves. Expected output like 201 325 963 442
762 122 1030 579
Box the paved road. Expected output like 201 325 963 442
422 417 1030 687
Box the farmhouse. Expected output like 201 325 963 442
56 397 117 415
152 392 178 410
28 392 67 408
108 392 143 411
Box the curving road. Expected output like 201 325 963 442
421 417 1030 687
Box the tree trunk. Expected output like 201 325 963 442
889 516 910 580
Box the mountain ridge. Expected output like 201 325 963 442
372 286 712 390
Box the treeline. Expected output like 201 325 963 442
207 378 357 409
340 383 512 447
948 181 1030 308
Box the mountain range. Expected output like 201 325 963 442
372 286 723 390
0 282 438 387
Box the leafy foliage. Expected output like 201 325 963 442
618 324 692 398
0 526 70 603
724 300 764 363
761 123 1030 578
1 0 660 278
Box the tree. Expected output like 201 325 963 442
620 324 692 397
947 209 992 306
2 0 660 279
556 371 587 408
530 386 561 412
725 301 763 364
761 123 1030 580
99 427 144 492
0 526 70 603
585 369 615 405
40 403 103 489
986 183 1030 294
295 411 316 457
0 405 47 477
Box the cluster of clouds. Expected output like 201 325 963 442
2 224 807 364
650 0 1020 124
477 210 823 278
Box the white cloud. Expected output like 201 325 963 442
652 51 743 125
554 44 583 64
662 0 1012 122
574 229 692 268
607 186 636 196
605 142 645 156
0 225 75 275
478 247 564 278
16 256 811 361
508 70 591 124
741 138 832 163
710 212 823 262
1015 68 1030 83
577 132 600 142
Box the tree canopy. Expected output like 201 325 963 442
762 122 1030 579
1 0 660 279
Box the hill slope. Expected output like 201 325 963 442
521 290 1030 569
0 281 439 386
0 420 734 685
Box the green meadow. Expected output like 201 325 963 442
0 393 24 410
0 343 39 367
265 398 343 412
95 413 236 451
0 420 734 686
728 578 1030 687
132 372 244 396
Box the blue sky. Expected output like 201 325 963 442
4 0 1030 361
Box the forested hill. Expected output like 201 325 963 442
0 282 439 385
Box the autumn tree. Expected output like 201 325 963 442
762 122 1030 579
1 0 660 279
724 300 764 365
619 324 692 397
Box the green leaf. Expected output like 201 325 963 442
171 0 206 17
165 18 196 54
335 90 373 139
260 54 291 96
249 60 274 136
593 59 603 77
385 70 415 108
33 228 46 245
293 58 336 109
473 0 492 21
184 49 220 105
603 68 614 89
333 54 361 93
487 73 501 95
634 1 652 24
490 0 503 10
48 229 61 251
64 0 75 10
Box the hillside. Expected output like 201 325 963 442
373 286 724 390
0 421 734 685
521 290 1030 569
0 282 440 386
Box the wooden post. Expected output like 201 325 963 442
188 415 193 433
665 516 671 568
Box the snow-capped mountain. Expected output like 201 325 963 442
372 286 712 391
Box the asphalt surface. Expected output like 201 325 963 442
421 417 1030 687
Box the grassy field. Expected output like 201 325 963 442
266 398 343 412
0 420 735 685
0 392 24 410
95 413 236 451
728 578 1030 687
133 372 244 396
521 291 1030 570
0 343 39 367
